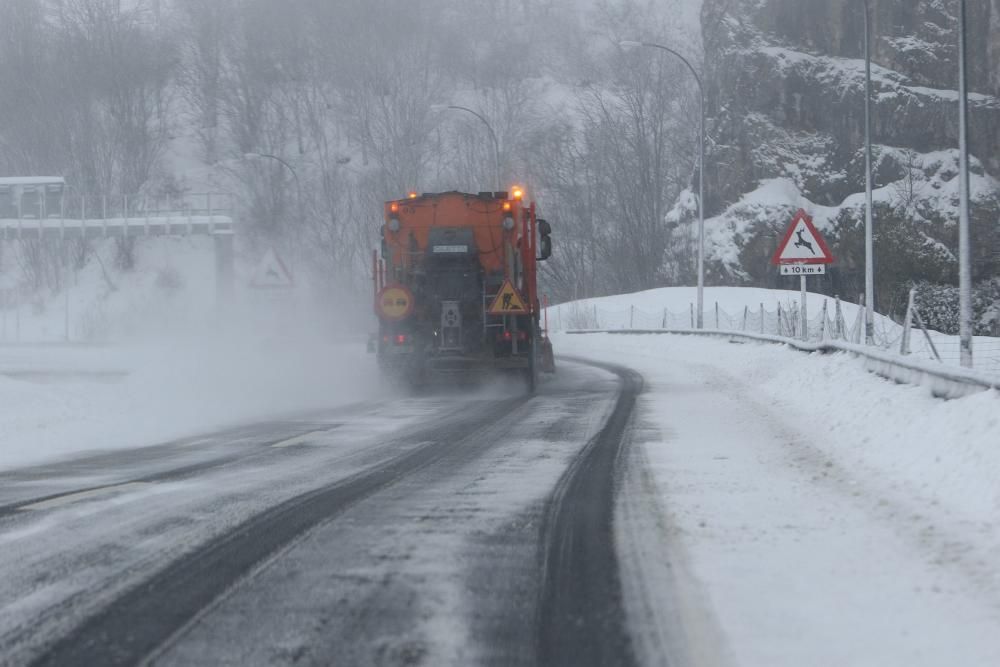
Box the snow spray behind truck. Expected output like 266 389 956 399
372 189 555 391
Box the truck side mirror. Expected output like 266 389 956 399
537 219 553 261
539 235 552 260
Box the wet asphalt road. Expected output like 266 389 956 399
0 361 645 666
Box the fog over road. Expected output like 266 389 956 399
0 362 656 666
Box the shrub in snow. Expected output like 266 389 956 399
910 279 1000 335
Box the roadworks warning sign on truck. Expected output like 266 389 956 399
488 280 528 315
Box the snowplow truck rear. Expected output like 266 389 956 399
372 190 554 390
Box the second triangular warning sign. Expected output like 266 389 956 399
250 247 295 288
488 280 529 315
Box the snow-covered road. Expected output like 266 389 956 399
0 363 633 666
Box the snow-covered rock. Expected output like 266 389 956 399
677 0 1000 322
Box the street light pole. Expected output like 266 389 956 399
621 40 706 329
861 0 876 345
430 105 502 191
957 0 973 367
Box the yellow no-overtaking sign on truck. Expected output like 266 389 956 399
375 285 414 321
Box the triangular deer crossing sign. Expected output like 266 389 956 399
771 209 834 265
488 280 529 315
250 247 295 288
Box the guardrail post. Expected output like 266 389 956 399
900 288 915 355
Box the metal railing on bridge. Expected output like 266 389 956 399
0 192 237 240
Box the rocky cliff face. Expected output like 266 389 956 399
687 0 1000 322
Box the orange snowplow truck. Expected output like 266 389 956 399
372 189 555 391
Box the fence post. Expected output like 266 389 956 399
742 305 748 331
714 301 719 329
850 295 864 344
835 296 844 339
900 288 915 355
912 305 943 362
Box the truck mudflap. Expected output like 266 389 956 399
540 336 556 373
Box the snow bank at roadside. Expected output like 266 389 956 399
546 285 1000 376
0 334 379 472
557 332 1000 525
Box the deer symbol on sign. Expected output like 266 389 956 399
794 228 816 255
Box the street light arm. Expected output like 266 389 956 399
621 41 704 95
245 152 299 182
431 104 502 190
245 152 304 224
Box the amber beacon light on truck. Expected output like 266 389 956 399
371 188 555 391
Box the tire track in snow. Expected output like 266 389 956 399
536 357 643 667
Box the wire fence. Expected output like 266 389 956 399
547 296 1000 378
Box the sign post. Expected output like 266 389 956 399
771 209 835 341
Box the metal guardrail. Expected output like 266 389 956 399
565 328 1000 399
